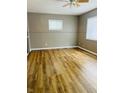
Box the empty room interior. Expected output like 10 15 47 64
27 0 97 93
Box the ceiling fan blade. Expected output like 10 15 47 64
78 0 89 2
62 3 71 7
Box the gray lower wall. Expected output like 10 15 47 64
28 13 78 48
78 9 97 53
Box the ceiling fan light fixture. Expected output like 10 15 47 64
60 0 89 7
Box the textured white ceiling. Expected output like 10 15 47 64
27 0 97 15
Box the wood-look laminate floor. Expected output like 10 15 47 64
27 48 97 93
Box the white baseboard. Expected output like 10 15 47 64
30 46 97 56
27 49 31 56
78 46 97 55
31 46 78 51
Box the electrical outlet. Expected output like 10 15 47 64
45 42 48 46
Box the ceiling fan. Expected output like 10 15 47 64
58 0 89 7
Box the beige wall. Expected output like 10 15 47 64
78 9 97 53
28 13 78 48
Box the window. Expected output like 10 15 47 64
86 16 97 40
49 19 63 31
